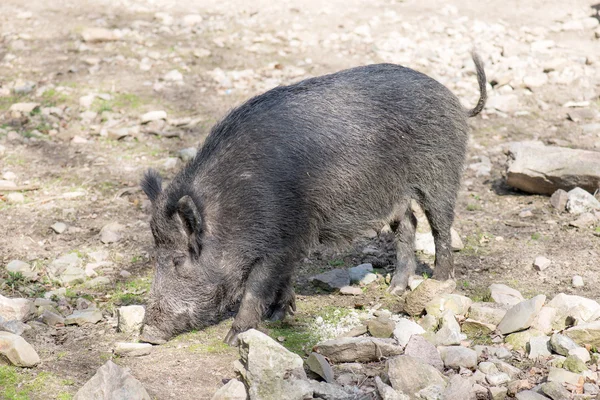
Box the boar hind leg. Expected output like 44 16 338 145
389 201 417 295
224 260 291 346
420 190 456 281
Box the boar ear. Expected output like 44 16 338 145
177 195 202 237
141 169 162 203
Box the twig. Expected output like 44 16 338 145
0 185 40 192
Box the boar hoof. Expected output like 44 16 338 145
224 328 241 346
388 273 409 296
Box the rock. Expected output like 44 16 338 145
118 305 145 334
164 69 183 82
533 257 551 271
182 14 203 26
461 319 496 336
81 28 119 43
348 263 373 283
0 180 16 189
489 386 508 400
468 302 509 326
309 381 354 399
568 347 590 363
164 157 179 170
435 311 466 346
566 188 600 214
419 314 439 332
508 380 532 396
528 336 551 359
584 383 599 395
439 346 477 369
547 293 600 326
416 384 444 400
359 273 378 286
572 275 584 288
563 355 587 373
375 376 409 400
506 142 600 195
65 309 103 325
306 352 334 383
404 335 444 371
540 381 570 400
451 229 464 251
547 367 583 386
489 284 524 306
550 333 580 356
6 260 37 280
443 375 475 400
0 295 32 321
178 148 197 162
40 310 65 326
9 102 40 114
339 286 362 295
570 212 597 228
0 332 40 367
415 232 435 255
497 295 546 335
84 276 111 288
48 253 82 281
515 391 550 400
479 362 498 375
314 337 403 363
404 279 456 316
491 360 521 378
141 110 167 124
51 222 67 234
211 378 248 400
393 318 425 346
107 128 130 140
531 307 557 334
237 329 307 400
505 329 544 351
368 316 395 338
565 321 600 347
425 294 472 318
310 269 350 292
486 94 519 113
550 189 569 211
7 193 25 203
60 265 86 285
386 355 447 397
114 342 153 357
73 360 150 400
523 74 548 88
486 373 510 386
100 222 125 244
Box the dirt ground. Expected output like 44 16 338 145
1 0 600 398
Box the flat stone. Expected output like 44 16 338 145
425 294 472 318
48 253 82 281
567 187 600 215
489 386 508 400
309 269 350 292
550 189 569 211
339 286 362 295
393 318 425 347
73 360 150 400
461 319 496 337
439 346 477 369
551 333 583 356
435 311 466 346
506 142 600 195
386 355 447 397
404 279 456 316
314 337 403 363
528 336 551 359
9 102 40 113
348 263 373 283
65 309 103 325
468 302 509 326
6 260 37 281
515 391 550 400
443 375 475 400
60 265 86 285
565 321 600 348
505 329 544 351
211 379 248 400
540 381 570 400
404 335 444 371
375 376 409 400
489 284 524 306
497 295 546 335
51 222 68 234
568 347 590 363
0 332 40 367
140 110 167 124
100 222 125 244
368 316 395 338
486 373 510 386
533 257 551 271
547 367 583 386
164 69 183 82
40 310 65 326
491 360 521 378
0 295 33 322
114 342 153 357
118 305 145 334
531 307 557 334
306 352 334 383
81 28 119 43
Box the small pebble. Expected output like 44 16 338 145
572 275 584 288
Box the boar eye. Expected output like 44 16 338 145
173 256 186 268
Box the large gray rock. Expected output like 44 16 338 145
348 263 373 283
404 335 444 371
0 318 29 336
314 337 403 363
439 346 477 369
65 309 103 325
528 336 551 359
386 355 447 399
0 295 33 321
443 375 475 400
306 352 334 383
404 279 456 316
550 333 582 356
211 378 247 400
540 381 570 400
73 360 150 400
393 318 425 347
515 391 550 400
547 367 583 386
434 311 466 346
118 305 145 334
547 293 600 329
565 321 600 347
506 142 600 195
309 269 350 292
0 331 40 367
489 284 524 306
375 376 409 400
467 302 509 326
566 187 600 214
425 294 472 318
237 329 307 400
497 295 546 335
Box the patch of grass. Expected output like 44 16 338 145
56 351 68 360
461 232 492 256
266 320 316 355
0 96 23 111
328 259 345 267
110 277 152 306
595 227 600 233
57 393 73 400
0 367 73 400
469 287 492 303
41 88 70 106
187 340 230 354
466 203 481 212
531 232 541 240
6 272 25 289
93 93 143 113
460 280 470 289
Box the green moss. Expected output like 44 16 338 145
0 366 74 399
265 320 316 356
93 93 143 113
327 259 345 267
531 232 541 240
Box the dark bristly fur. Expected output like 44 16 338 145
140 52 487 346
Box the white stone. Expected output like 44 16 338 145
164 70 183 82
489 284 524 306
0 332 40 367
393 318 425 347
182 14 203 26
118 305 145 334
140 110 167 124
114 342 153 357
9 102 39 113
497 295 546 335
533 256 551 271
572 276 584 288
567 188 600 215
0 295 33 321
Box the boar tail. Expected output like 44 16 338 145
466 50 487 118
